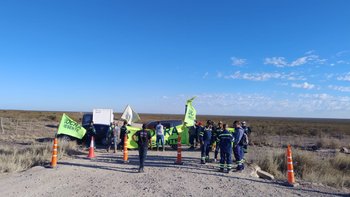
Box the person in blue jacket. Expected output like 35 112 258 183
233 120 244 171
217 124 234 173
199 120 212 164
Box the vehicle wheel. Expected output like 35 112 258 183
171 144 177 150
61 135 71 142
102 138 109 146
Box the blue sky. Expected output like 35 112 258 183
0 1 349 118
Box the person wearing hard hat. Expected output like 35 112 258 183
217 124 234 173
199 120 212 164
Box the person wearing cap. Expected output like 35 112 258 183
133 124 153 173
189 120 198 149
213 121 224 162
217 124 234 173
199 120 212 164
233 121 244 171
241 121 252 160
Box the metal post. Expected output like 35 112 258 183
0 118 4 134
16 120 18 134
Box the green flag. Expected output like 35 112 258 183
184 97 196 126
57 114 86 139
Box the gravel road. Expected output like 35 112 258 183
0 147 348 197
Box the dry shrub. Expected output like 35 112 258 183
316 137 349 149
0 139 78 173
253 148 350 188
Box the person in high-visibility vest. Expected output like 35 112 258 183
106 120 119 153
87 121 96 149
217 124 234 173
241 121 251 161
213 121 223 162
119 121 128 151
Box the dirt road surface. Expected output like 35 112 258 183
0 148 348 197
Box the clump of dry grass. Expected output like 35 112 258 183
0 139 78 173
316 136 350 149
252 147 350 188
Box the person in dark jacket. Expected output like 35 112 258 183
119 121 128 151
217 124 234 173
213 121 223 162
87 121 96 149
241 121 251 160
233 121 244 171
132 124 153 173
189 121 198 149
199 120 212 164
196 122 203 148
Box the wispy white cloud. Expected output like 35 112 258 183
264 54 328 67
291 82 315 89
290 57 308 67
162 96 169 99
337 73 350 81
325 73 334 79
231 57 246 66
217 72 222 78
305 50 315 55
276 82 288 86
328 85 350 92
263 57 287 67
336 51 348 56
223 71 306 81
203 72 209 78
330 63 335 66
337 60 344 64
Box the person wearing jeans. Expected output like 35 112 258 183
155 121 165 152
133 124 152 173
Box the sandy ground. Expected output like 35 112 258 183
0 146 349 197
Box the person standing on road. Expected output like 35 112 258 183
155 121 165 152
106 121 119 153
133 124 153 173
119 121 128 151
241 121 251 160
196 122 203 148
217 124 234 173
87 121 96 149
189 121 198 149
199 120 212 164
233 121 244 171
213 121 223 162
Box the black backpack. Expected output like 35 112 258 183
239 132 249 146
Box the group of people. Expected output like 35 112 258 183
131 120 251 173
87 119 252 174
188 120 251 173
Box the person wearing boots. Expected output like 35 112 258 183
199 120 212 164
155 121 165 152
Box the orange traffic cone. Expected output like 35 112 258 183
123 133 129 163
87 136 95 158
285 145 299 187
174 134 184 165
49 135 58 168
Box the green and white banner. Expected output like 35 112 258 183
57 113 86 139
184 96 196 126
124 125 189 149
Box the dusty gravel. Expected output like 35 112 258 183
0 147 348 197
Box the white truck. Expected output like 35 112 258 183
81 109 114 145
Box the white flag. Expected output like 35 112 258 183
121 105 140 124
